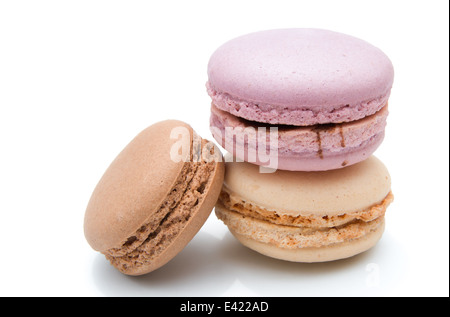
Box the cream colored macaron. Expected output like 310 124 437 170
215 155 393 262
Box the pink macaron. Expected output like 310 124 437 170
207 28 394 171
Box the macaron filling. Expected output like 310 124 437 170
220 187 394 228
216 204 385 249
216 189 393 249
210 103 388 171
210 103 388 155
103 139 218 274
207 81 391 126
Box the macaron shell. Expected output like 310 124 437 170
84 120 192 252
263 133 384 171
207 28 394 126
230 220 385 263
120 158 225 275
220 188 393 230
222 155 391 216
216 201 385 248
210 104 388 171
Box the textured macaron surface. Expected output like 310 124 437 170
210 103 388 171
84 120 224 275
221 155 391 216
84 121 191 252
215 203 387 249
207 28 394 126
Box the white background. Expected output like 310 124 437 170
0 0 448 297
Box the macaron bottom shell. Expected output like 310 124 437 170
230 220 385 263
213 130 385 172
215 200 388 263
210 104 388 171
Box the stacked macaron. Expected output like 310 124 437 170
207 28 394 262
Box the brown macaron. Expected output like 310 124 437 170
84 120 224 275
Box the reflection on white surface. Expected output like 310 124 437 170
91 217 407 297
221 279 259 297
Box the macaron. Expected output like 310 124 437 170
207 28 394 171
215 155 393 262
84 120 224 275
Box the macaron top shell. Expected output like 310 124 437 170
223 155 391 216
207 28 394 126
84 120 193 252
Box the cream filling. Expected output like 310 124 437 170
216 190 393 249
215 202 386 249
220 188 393 229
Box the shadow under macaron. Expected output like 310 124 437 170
91 225 406 297
216 230 407 297
91 230 233 296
